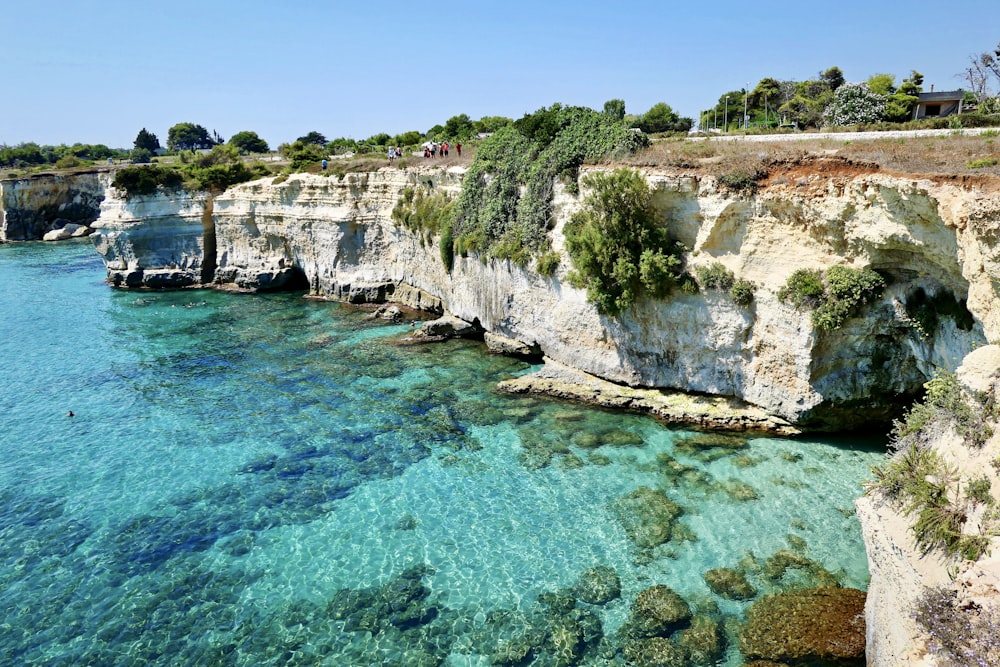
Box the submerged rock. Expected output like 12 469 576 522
739 587 866 666
611 486 683 549
625 585 692 638
675 614 726 665
622 636 687 667
704 567 757 601
572 565 622 605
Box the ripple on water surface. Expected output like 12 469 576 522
0 242 885 665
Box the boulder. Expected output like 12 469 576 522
626 585 692 638
739 587 866 666
42 223 88 241
572 566 621 605
610 486 683 549
704 567 757 600
484 332 543 359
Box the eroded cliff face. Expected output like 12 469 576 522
91 162 1000 429
0 171 107 241
91 185 212 288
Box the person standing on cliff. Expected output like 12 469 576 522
456 142 462 157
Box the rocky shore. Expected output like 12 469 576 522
497 357 799 435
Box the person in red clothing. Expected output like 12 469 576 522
456 142 462 157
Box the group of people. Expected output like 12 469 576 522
419 141 461 159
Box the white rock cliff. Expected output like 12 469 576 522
91 163 1000 430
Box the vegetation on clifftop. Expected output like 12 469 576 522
112 145 271 197
450 104 649 265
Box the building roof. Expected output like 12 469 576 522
917 90 964 102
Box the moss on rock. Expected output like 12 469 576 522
739 587 866 666
704 567 758 601
626 585 692 638
611 487 684 549
572 565 622 605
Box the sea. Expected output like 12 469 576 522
0 239 886 666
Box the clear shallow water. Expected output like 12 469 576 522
0 241 885 666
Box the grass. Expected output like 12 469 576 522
618 132 1000 179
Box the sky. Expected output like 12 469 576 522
3 0 999 149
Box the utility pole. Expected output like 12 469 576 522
724 96 729 132
744 83 749 129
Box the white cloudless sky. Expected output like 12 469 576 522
3 0 998 148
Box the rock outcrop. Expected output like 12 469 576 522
90 162 1000 430
856 344 1000 667
1 171 106 241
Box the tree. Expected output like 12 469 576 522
130 148 152 164
227 130 269 154
134 128 160 152
636 102 691 133
958 41 1000 101
392 131 422 148
443 114 476 140
822 83 887 127
603 98 626 120
866 73 896 96
473 116 512 134
820 67 845 91
885 71 923 122
325 137 358 155
777 78 836 128
296 131 327 146
166 122 216 151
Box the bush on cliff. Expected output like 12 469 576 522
564 168 683 316
869 370 997 560
112 146 271 197
451 104 648 265
391 186 457 272
112 165 184 197
778 265 884 330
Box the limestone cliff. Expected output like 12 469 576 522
91 184 214 288
90 162 1000 431
856 345 1000 667
0 171 106 241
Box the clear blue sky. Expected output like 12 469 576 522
3 0 998 148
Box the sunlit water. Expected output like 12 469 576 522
0 241 884 666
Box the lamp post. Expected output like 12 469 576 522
724 96 729 132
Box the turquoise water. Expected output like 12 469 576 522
0 240 885 666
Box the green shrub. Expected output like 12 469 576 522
729 279 755 306
440 222 455 273
55 155 84 169
967 476 994 506
391 186 456 272
812 265 885 330
564 169 682 315
536 250 560 277
777 269 825 309
968 157 999 169
112 165 184 197
452 104 648 263
778 266 884 330
695 262 734 290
